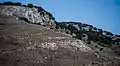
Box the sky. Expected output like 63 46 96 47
0 0 120 34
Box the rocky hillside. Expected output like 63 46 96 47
0 14 100 66
0 2 56 28
0 2 120 66
56 22 120 44
56 22 120 55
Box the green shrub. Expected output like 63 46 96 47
50 17 55 20
34 6 44 12
27 3 34 8
40 12 44 16
2 1 21 6
3 1 14 5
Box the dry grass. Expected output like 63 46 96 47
0 14 120 66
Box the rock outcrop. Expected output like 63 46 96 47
0 5 56 28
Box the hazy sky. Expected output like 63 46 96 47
1 0 120 34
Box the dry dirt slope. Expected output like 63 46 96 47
0 14 119 66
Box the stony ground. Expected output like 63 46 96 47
0 14 120 66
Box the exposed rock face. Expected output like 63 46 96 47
0 6 56 28
73 24 80 30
